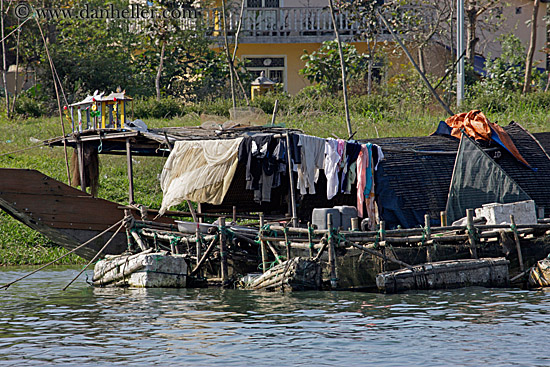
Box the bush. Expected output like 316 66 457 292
133 96 184 119
14 94 47 117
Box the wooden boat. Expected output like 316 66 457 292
4 119 550 291
376 258 510 293
0 167 176 260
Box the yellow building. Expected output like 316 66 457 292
206 1 549 95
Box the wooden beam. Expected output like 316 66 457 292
126 138 134 204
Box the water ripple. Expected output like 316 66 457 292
1 267 550 366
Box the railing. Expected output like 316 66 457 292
201 7 362 40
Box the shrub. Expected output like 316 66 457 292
133 96 184 119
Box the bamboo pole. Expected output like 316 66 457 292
351 218 359 231
35 18 71 186
285 133 299 227
190 234 220 276
327 0 352 138
219 217 228 281
307 222 314 258
440 211 447 227
424 214 431 241
328 213 338 289
466 209 478 259
260 213 268 273
266 240 283 265
284 227 292 260
510 215 525 272
126 138 134 204
313 238 329 261
195 224 202 276
76 141 86 193
270 99 279 126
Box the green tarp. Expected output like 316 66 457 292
445 134 532 224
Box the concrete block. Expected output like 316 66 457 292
475 200 537 225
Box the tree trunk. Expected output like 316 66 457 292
328 0 352 138
465 2 478 66
221 0 236 109
523 0 540 94
10 19 21 117
417 46 426 74
1 0 10 117
367 59 372 95
155 41 165 101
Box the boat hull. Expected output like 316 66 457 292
0 168 173 260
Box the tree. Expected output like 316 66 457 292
523 0 540 94
300 40 368 94
464 0 503 65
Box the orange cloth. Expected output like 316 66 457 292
445 110 492 141
444 110 530 167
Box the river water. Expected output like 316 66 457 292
1 266 550 366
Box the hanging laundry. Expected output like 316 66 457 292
239 134 286 203
345 161 357 194
287 133 301 166
324 138 342 200
159 137 243 214
342 142 362 193
364 144 377 229
373 144 385 171
296 134 325 195
356 144 370 218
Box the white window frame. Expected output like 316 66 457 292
243 55 288 92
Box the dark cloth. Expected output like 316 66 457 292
238 134 286 202
341 142 362 190
288 133 301 165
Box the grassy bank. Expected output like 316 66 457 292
1 92 550 265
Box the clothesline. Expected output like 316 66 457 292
158 130 385 227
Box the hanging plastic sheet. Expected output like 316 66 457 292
445 134 532 224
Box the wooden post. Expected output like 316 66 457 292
260 213 268 273
125 137 134 204
424 214 431 241
440 211 447 227
327 213 338 289
307 222 314 258
379 221 386 242
76 141 86 193
197 203 203 224
285 133 299 227
351 217 359 231
232 206 237 223
195 223 202 276
219 217 228 281
466 209 478 259
270 99 279 126
284 227 292 260
510 215 525 272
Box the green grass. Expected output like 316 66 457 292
1 91 550 265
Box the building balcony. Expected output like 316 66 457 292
201 7 369 44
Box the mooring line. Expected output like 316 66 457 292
62 222 126 291
0 218 124 290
